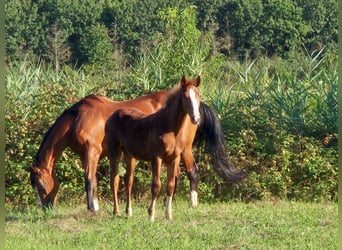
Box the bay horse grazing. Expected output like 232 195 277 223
27 92 168 211
105 76 201 221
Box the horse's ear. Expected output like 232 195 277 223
195 75 201 87
181 75 187 87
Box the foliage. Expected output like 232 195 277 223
216 0 263 58
5 0 338 63
101 0 186 59
216 0 310 59
176 50 337 202
5 0 49 62
295 0 338 52
5 51 338 205
124 6 215 93
5 3 338 206
78 24 113 65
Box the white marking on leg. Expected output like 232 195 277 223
165 196 173 220
127 206 133 217
149 200 156 222
93 198 99 211
190 190 198 207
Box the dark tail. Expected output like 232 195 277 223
194 102 247 183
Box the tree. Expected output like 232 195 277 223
295 0 338 52
78 24 113 65
46 23 71 72
216 0 263 59
5 0 49 62
259 0 309 57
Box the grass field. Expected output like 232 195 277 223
5 199 337 249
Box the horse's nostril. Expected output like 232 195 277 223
191 115 201 125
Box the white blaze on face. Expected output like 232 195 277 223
189 88 200 124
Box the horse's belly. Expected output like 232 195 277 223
121 139 151 161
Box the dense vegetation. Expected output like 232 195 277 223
5 0 337 206
6 0 337 64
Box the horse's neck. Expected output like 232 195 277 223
35 122 68 172
36 140 66 172
162 94 188 133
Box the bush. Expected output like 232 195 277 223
191 50 337 202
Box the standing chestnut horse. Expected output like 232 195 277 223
27 79 245 211
105 76 201 221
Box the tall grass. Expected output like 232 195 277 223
205 51 338 136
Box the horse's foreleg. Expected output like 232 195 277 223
181 150 198 207
124 155 136 217
110 158 121 215
83 146 101 212
173 165 181 198
148 157 162 222
107 135 122 215
165 157 180 220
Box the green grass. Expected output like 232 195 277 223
5 200 337 249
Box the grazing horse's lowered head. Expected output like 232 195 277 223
27 165 59 209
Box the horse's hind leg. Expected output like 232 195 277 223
108 140 122 215
181 149 198 207
163 164 180 204
83 145 101 212
124 155 136 217
148 157 162 222
165 157 180 220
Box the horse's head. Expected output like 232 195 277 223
27 166 59 209
180 75 201 125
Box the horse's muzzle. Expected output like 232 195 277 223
191 115 201 125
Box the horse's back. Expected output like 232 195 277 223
107 107 148 137
74 94 116 115
72 92 168 156
45 95 104 139
117 107 147 119
119 90 168 114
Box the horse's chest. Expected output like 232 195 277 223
159 133 183 158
